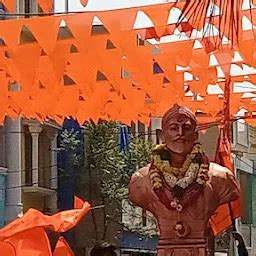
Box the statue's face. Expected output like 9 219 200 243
162 114 198 156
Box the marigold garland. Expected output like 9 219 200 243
149 143 209 190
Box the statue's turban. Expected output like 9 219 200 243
162 104 197 128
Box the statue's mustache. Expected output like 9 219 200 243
174 136 186 142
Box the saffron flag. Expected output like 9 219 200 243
210 127 240 235
0 202 90 255
74 195 85 209
0 241 16 256
6 227 52 256
53 237 74 256
0 201 90 239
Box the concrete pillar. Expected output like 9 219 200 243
0 167 7 227
28 124 42 187
47 131 58 190
144 126 149 141
5 117 23 222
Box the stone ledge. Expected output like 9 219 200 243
22 186 56 196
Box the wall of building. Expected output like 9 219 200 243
22 192 45 212
0 169 7 227
232 121 256 256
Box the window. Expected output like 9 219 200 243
39 130 51 188
239 170 252 224
138 121 145 139
236 120 249 146
24 125 32 186
19 0 44 18
0 126 5 167
24 0 30 18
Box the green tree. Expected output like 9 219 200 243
60 120 155 242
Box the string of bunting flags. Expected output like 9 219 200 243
0 1 255 126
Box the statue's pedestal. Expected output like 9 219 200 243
157 242 207 256
157 239 208 256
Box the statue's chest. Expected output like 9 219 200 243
151 187 211 222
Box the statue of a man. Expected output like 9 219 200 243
129 105 240 256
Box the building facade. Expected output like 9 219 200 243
231 119 256 256
0 117 59 225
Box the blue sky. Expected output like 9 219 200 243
54 0 166 12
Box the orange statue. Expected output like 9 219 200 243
129 105 240 256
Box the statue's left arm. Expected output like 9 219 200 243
128 166 156 211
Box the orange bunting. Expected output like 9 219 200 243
10 44 41 90
65 13 92 52
26 16 61 54
80 0 88 7
0 4 253 125
36 0 53 13
142 3 174 36
0 19 23 49
2 0 15 13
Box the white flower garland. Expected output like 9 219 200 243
151 143 209 190
163 163 201 189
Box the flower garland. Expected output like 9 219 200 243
148 143 209 238
149 143 209 191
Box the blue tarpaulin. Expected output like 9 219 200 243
118 232 158 252
119 125 130 151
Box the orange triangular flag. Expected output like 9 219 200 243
49 40 71 82
142 3 173 36
53 237 74 256
10 44 41 89
26 16 61 54
0 19 22 49
214 50 233 77
74 196 84 209
36 0 53 13
65 13 92 52
2 0 15 13
80 0 88 7
98 7 138 32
